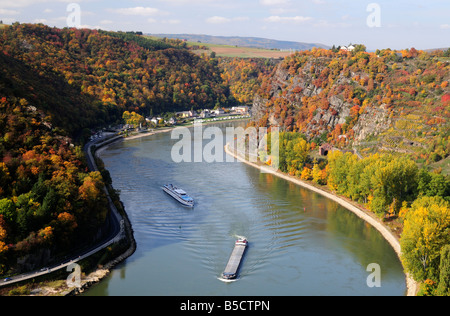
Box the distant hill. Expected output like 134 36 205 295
149 34 330 51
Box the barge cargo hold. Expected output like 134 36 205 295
222 238 248 280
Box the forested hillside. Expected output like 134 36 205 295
252 46 450 165
252 46 450 295
0 24 235 130
2 22 449 295
0 23 272 275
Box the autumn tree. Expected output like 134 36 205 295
123 111 144 128
401 196 450 283
0 215 8 255
437 245 450 296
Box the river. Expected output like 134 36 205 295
84 121 406 296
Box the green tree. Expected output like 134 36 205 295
371 156 418 216
401 197 450 282
0 198 16 226
437 245 450 296
122 111 145 127
327 150 358 196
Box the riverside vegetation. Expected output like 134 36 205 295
251 46 450 295
0 22 449 295
0 23 274 280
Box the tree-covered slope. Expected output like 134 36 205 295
0 23 241 275
0 24 233 133
252 47 450 165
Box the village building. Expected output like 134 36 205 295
232 106 249 114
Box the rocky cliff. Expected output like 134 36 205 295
251 48 450 161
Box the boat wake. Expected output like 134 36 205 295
217 276 239 283
234 234 247 241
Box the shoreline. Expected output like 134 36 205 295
224 144 418 297
120 117 251 142
69 119 417 296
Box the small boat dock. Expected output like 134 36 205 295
222 238 248 280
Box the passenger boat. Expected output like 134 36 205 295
162 184 194 207
222 238 248 280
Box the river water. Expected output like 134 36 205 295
85 121 406 296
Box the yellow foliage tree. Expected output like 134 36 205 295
401 197 450 282
300 167 312 181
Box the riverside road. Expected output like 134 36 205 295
0 135 125 288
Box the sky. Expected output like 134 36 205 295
1 0 449 51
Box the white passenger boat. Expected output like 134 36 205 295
162 184 194 207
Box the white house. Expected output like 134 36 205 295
341 45 356 52
150 117 162 125
232 106 249 114
212 108 225 116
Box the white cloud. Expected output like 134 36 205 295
269 8 290 15
441 24 450 29
2 0 86 9
205 16 250 24
110 7 167 17
264 16 312 24
260 0 290 6
0 9 20 15
158 0 214 4
206 16 231 24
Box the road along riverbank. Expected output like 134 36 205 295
65 137 138 295
224 144 418 296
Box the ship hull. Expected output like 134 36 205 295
162 185 194 207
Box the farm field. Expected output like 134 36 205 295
202 43 293 58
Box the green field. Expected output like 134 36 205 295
146 36 292 59
186 41 292 58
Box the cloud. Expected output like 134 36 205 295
110 7 167 17
205 16 250 24
441 24 450 29
260 0 290 6
264 16 312 24
0 9 20 15
2 0 87 9
158 0 214 4
206 16 231 24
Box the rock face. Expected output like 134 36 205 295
250 50 450 158
252 60 361 140
352 104 392 144
251 55 393 148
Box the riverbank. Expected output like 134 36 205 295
120 117 251 142
224 144 418 296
